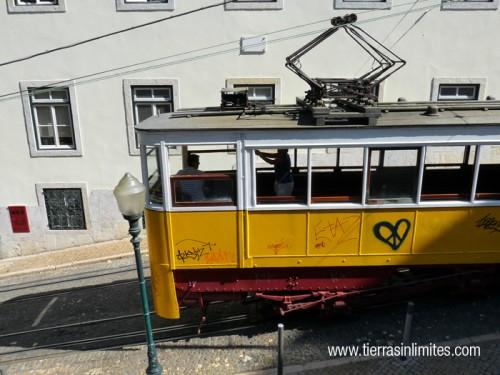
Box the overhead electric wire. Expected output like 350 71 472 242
355 0 431 75
389 8 432 48
382 0 421 44
0 0 236 68
0 1 441 103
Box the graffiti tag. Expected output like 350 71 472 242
175 239 216 262
373 219 411 251
475 213 500 234
314 215 360 250
267 240 289 254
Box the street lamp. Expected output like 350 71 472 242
113 173 163 375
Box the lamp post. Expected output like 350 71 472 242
113 173 163 375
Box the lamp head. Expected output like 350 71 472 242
113 173 146 217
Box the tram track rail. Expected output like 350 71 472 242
0 311 257 366
0 263 142 295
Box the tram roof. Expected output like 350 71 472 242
136 101 500 132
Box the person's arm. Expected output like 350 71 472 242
256 150 277 158
255 150 278 165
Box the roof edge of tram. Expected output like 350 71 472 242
136 100 500 132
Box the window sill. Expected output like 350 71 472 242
334 0 391 9
441 0 498 10
225 0 283 10
30 149 83 158
116 0 175 11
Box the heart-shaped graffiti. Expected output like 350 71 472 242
373 219 411 251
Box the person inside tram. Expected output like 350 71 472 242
256 149 294 196
176 153 205 201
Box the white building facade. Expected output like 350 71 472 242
0 0 499 259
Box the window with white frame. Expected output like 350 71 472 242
442 0 498 10
438 84 479 101
225 0 283 10
123 79 179 156
17 0 58 4
234 84 275 105
226 78 281 105
430 78 486 101
132 86 173 147
20 81 82 157
7 0 65 12
116 0 174 11
335 0 391 10
29 88 75 149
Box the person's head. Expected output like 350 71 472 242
278 149 289 156
187 154 200 168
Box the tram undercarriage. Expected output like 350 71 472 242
173 266 497 318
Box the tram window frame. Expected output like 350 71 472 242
168 145 238 208
145 146 164 208
254 147 308 206
366 147 421 204
310 147 364 204
475 145 500 201
420 145 476 202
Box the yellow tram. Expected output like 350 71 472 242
137 100 500 319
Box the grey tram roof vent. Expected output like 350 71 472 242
424 105 439 116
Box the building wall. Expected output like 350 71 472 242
1 0 499 259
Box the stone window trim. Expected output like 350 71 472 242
441 0 498 11
334 0 391 10
225 78 281 105
7 0 66 13
430 78 487 101
20 80 83 158
116 0 175 12
123 78 180 156
225 0 284 11
35 183 91 233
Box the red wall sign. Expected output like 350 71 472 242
8 206 30 233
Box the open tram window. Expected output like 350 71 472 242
311 147 363 203
421 146 475 201
476 145 500 200
146 146 163 206
255 148 307 204
169 145 237 207
367 148 420 204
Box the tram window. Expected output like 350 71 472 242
311 147 363 203
146 146 163 206
255 148 307 204
170 145 236 207
367 148 419 204
476 145 500 200
421 146 475 201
